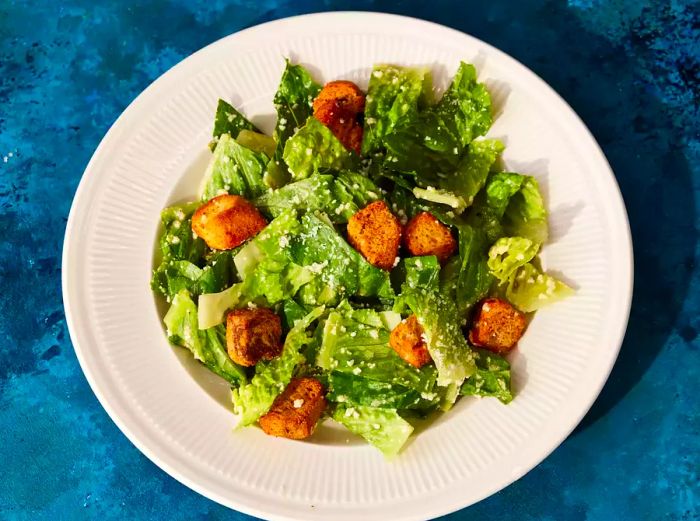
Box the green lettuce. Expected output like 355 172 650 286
292 213 393 305
255 171 381 223
231 306 325 426
317 305 437 395
210 99 259 150
163 290 246 385
200 133 268 201
400 289 476 388
283 118 354 180
235 129 276 158
383 62 492 176
327 372 426 409
333 405 413 458
503 176 549 244
487 237 539 284
506 262 574 313
362 64 430 154
271 60 322 172
392 256 441 292
151 203 234 301
460 348 512 403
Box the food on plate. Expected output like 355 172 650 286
347 200 403 270
152 59 573 457
468 297 526 353
389 315 432 368
403 211 457 263
259 377 327 439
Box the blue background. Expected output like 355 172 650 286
1 1 698 519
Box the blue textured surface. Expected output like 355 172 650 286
1 1 698 519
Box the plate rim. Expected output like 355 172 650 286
62 11 634 521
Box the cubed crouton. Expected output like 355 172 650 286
347 201 402 270
313 80 365 115
259 377 327 439
192 194 267 250
468 297 526 353
403 212 457 263
313 80 365 154
226 307 283 367
389 315 432 368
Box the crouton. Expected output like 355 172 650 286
226 307 283 367
403 212 457 263
347 201 402 270
259 377 327 439
389 315 432 368
313 80 365 115
468 297 526 353
191 194 267 250
313 80 365 154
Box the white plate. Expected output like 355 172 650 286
62 12 633 521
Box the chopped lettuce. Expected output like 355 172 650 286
400 289 476 387
232 306 325 426
393 256 441 292
197 282 246 330
164 290 246 385
255 171 381 223
506 262 574 313
487 237 539 284
211 99 259 150
283 118 355 180
292 213 393 305
362 64 429 155
333 405 414 458
328 372 426 409
200 133 269 201
382 62 492 176
460 348 513 403
317 305 437 394
271 60 322 171
151 203 229 301
235 129 276 158
503 176 549 244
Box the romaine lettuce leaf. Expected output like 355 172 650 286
255 171 381 223
506 262 574 313
362 64 429 155
163 290 246 385
332 405 413 458
327 371 426 409
292 213 393 305
271 60 322 172
231 306 325 426
487 236 539 284
382 62 492 176
200 133 269 201
392 256 441 292
235 129 276 158
503 176 549 244
460 348 513 403
211 99 259 150
283 118 354 180
151 203 222 300
317 305 437 394
400 289 476 387
197 282 247 330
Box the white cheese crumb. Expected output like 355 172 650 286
293 399 304 408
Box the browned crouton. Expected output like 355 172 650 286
313 80 365 115
403 212 457 263
389 315 432 368
259 377 327 439
191 194 267 250
347 201 402 270
313 80 365 154
226 307 283 367
468 297 526 353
